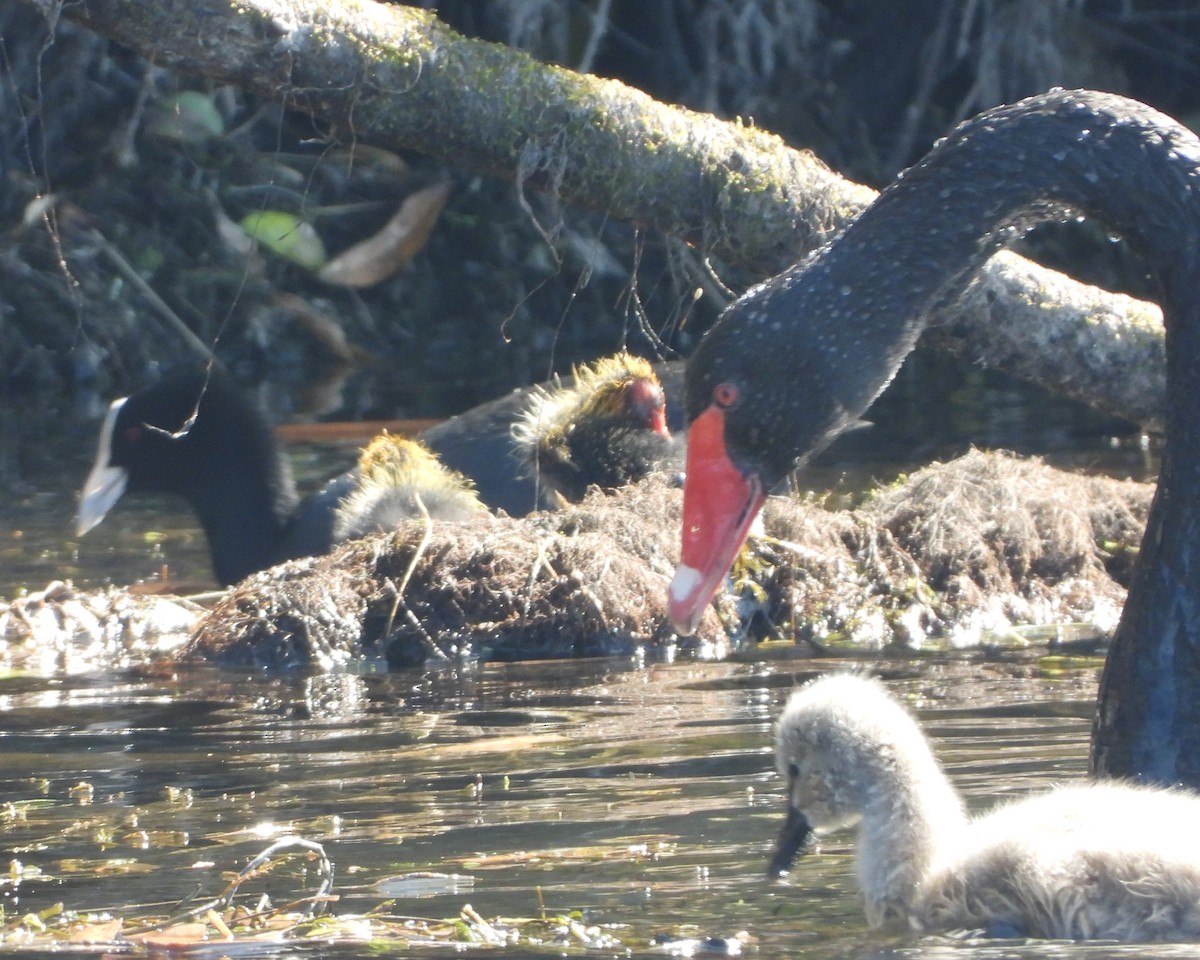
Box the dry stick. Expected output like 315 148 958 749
381 493 449 661
204 909 234 941
571 571 609 630
460 903 505 945
87 227 213 360
575 0 612 74
393 603 447 662
523 536 557 617
215 836 335 919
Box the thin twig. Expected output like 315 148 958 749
87 227 213 359
576 0 613 74
381 494 449 661
216 836 335 920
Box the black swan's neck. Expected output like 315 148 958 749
874 92 1200 786
691 91 1200 475
859 93 1200 341
693 89 1200 785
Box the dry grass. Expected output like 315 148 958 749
188 450 1152 667
762 449 1150 649
187 473 703 669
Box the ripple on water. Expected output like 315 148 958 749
0 654 1120 959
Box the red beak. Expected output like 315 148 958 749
668 404 765 635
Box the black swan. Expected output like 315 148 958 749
667 89 1200 786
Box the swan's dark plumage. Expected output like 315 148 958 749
669 89 1200 786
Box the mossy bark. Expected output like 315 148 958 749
24 0 1167 427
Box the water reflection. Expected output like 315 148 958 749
0 348 1169 955
0 653 1151 957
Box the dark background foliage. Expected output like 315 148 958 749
0 1 1197 428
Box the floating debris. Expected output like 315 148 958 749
2 451 1153 674
0 580 201 674
0 833 702 955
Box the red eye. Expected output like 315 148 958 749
121 425 143 445
712 382 739 408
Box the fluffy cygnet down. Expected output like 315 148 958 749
769 674 1200 941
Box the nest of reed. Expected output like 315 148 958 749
186 449 1151 669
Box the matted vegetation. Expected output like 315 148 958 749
184 451 1149 670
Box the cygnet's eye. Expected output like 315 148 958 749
712 382 740 408
786 762 800 780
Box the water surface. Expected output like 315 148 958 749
1 653 1119 959
0 355 1171 957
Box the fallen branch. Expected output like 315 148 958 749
24 0 1167 426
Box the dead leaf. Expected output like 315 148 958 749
128 921 210 948
318 181 452 288
269 292 358 364
67 917 123 943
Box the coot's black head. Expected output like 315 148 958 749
112 370 217 487
76 366 283 536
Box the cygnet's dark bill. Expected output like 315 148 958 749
767 802 814 879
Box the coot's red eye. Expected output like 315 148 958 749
121 425 143 445
712 382 740 408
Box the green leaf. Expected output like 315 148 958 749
239 211 327 269
152 91 225 142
